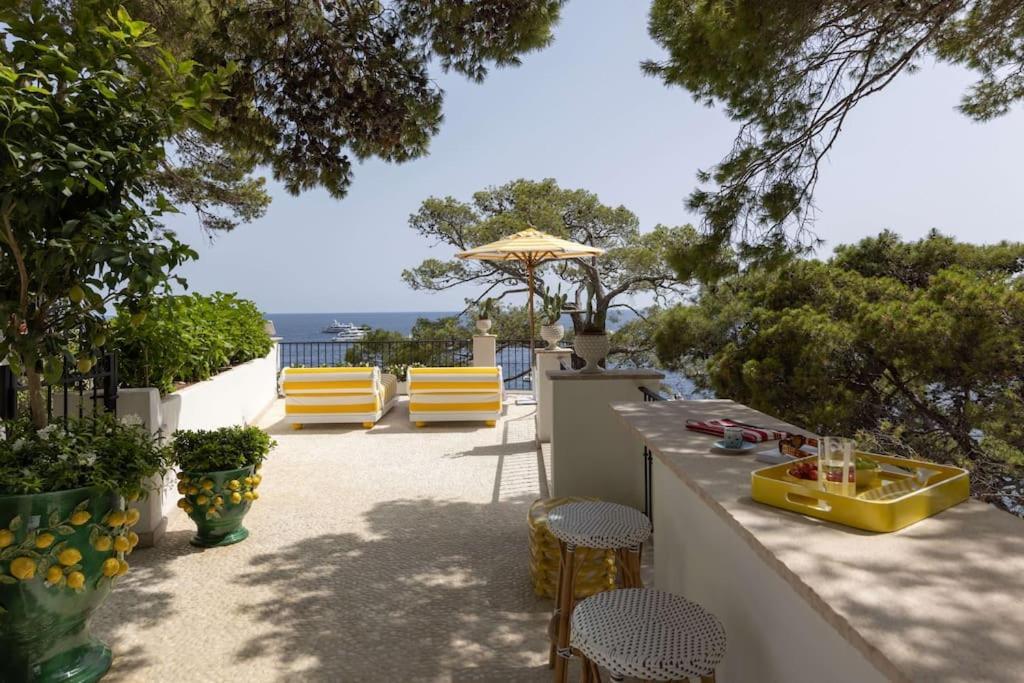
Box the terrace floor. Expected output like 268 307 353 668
91 396 563 682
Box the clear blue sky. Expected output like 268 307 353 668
167 1 1024 314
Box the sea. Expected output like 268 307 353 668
265 311 699 397
266 311 456 341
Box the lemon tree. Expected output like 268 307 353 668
0 0 232 427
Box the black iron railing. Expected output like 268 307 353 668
0 353 118 423
639 385 667 528
277 339 541 390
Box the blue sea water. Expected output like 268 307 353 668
266 311 456 341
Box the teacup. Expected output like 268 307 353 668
722 426 745 449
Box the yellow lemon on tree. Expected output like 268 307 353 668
102 558 120 577
195 495 209 506
66 571 86 590
106 510 127 527
46 566 63 585
187 485 199 495
58 548 83 567
69 284 85 304
228 480 240 491
128 532 139 548
10 557 36 581
94 535 113 552
0 529 14 549
113 536 130 552
35 533 55 549
70 510 91 526
129 311 147 327
125 509 140 526
76 357 94 374
230 492 242 505
116 559 129 576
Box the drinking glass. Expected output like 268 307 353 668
819 437 856 496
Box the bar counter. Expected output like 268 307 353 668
612 399 1024 683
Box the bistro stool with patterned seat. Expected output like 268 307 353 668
547 501 652 683
571 588 727 682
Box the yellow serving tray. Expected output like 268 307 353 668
751 452 969 532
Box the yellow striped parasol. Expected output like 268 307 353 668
457 228 605 365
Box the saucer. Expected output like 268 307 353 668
711 440 757 455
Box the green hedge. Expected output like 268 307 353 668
112 293 273 394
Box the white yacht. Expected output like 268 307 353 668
331 323 367 342
321 319 348 333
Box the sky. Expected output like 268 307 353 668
167 1 1024 314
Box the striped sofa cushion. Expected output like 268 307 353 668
281 367 393 424
407 367 503 423
281 367 377 395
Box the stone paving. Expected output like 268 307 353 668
92 397 559 681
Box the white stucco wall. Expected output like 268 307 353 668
652 457 889 682
548 370 663 508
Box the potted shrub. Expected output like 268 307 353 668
172 426 275 547
571 289 610 373
539 285 568 349
475 298 495 334
0 415 170 682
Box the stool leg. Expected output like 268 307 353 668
553 542 576 683
548 542 565 669
700 674 717 683
616 545 643 588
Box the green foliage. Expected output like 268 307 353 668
403 179 701 334
383 363 423 383
172 426 275 472
540 286 568 326
477 298 496 320
0 0 229 426
111 293 272 394
132 0 564 227
0 415 171 497
645 0 1024 258
655 231 1024 498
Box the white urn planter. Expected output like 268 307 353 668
573 333 610 373
540 323 565 349
476 318 492 333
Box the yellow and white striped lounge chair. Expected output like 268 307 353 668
280 367 398 429
407 366 504 427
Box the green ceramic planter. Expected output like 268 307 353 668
0 486 134 682
178 466 260 547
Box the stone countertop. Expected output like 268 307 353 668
611 399 1024 683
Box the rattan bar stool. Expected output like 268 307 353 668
571 587 727 682
547 501 652 683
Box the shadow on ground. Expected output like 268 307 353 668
233 494 553 681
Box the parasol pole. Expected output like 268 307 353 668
526 258 536 368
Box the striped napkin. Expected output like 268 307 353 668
685 419 788 443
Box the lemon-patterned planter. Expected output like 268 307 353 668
0 485 140 682
177 465 261 547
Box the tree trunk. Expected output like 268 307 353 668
25 367 47 429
